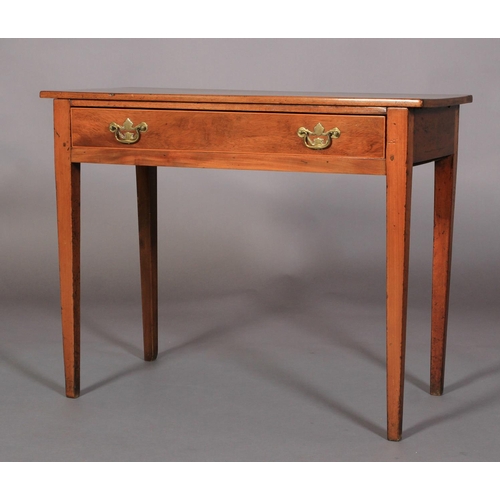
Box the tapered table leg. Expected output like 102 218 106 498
385 108 414 441
136 166 158 361
54 99 81 398
430 147 458 395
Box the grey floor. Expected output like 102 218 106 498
2 278 499 462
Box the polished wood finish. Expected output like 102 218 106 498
71 149 386 175
430 107 460 396
413 106 458 164
40 89 472 108
53 99 81 398
67 100 389 115
136 166 158 362
71 108 385 158
41 90 472 441
385 108 414 441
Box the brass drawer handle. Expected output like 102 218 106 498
109 118 148 144
297 123 341 150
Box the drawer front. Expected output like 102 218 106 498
71 108 385 158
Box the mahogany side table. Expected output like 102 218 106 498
40 89 472 441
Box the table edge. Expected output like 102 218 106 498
40 90 473 108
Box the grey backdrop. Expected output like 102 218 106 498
1 39 499 461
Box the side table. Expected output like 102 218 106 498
40 89 472 441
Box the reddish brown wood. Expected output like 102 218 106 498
41 89 472 440
53 99 81 398
430 107 459 395
385 107 414 441
40 89 472 108
68 99 388 115
71 108 386 159
136 166 158 361
413 107 458 164
71 149 386 175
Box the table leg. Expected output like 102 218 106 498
54 99 81 398
430 152 457 395
136 166 158 361
385 108 414 441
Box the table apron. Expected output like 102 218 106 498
70 148 387 175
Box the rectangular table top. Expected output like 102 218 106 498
40 88 473 108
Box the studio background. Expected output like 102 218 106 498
1 39 499 461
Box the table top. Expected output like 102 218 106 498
40 88 473 108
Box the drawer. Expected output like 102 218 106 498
71 108 385 159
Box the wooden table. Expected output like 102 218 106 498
40 89 472 441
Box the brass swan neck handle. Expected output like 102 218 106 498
297 123 341 150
